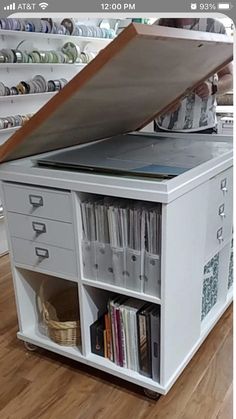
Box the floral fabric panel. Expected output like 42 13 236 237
201 253 219 321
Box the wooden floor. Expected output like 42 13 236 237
0 254 233 419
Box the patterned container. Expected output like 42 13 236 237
201 253 219 321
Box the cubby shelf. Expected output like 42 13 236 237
82 278 161 305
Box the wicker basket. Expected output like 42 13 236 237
39 281 81 346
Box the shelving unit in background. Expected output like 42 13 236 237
0 24 113 256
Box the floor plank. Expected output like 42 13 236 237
216 383 233 419
0 254 233 419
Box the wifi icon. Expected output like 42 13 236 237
39 2 48 9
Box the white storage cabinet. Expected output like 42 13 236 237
0 131 233 396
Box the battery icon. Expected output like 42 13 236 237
217 3 231 9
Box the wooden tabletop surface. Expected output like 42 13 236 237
0 23 232 163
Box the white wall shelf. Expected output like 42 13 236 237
0 92 56 103
0 126 20 134
216 106 233 114
0 29 114 46
0 63 86 69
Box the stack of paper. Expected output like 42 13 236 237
81 197 161 297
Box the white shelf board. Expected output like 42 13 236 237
82 278 161 305
87 353 164 393
0 126 20 135
0 30 113 46
216 106 233 114
0 63 86 69
0 92 56 102
17 330 164 393
14 262 79 283
17 330 83 359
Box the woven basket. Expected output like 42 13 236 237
39 281 81 346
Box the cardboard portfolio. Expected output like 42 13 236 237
0 23 233 168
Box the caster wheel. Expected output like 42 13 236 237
24 341 37 352
144 389 161 400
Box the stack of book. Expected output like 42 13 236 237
90 297 160 382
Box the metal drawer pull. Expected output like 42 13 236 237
35 247 49 258
0 205 4 220
32 221 46 234
29 194 44 207
219 204 226 218
220 178 228 194
217 227 224 243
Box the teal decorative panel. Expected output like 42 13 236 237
201 253 219 321
228 238 233 290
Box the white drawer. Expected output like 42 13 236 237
205 167 233 257
3 183 72 222
7 212 75 250
11 237 77 278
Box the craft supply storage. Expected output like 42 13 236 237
0 23 233 395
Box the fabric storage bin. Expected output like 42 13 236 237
82 240 97 280
125 248 142 292
112 247 126 287
95 242 114 283
143 251 161 297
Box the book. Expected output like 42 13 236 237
119 298 145 371
104 329 107 358
119 307 127 368
150 307 160 382
105 313 112 360
137 304 153 377
90 316 105 357
109 299 118 364
108 296 127 366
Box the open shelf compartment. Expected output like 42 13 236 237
74 192 162 300
80 284 161 385
14 268 83 356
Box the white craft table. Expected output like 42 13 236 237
0 23 233 396
0 130 233 395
